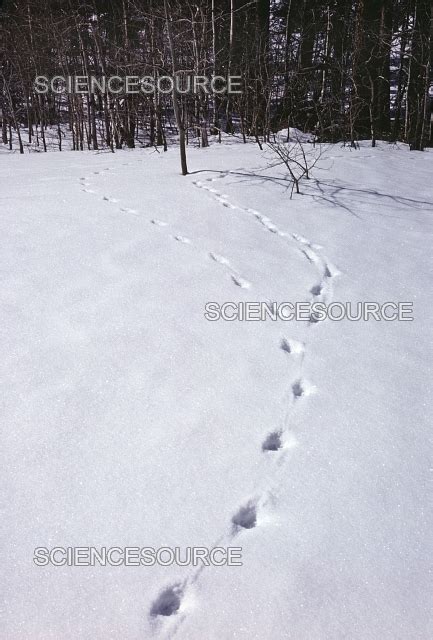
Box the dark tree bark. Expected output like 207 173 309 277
407 0 432 150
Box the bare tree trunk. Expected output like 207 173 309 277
407 0 431 150
210 0 219 135
225 0 234 133
2 116 8 145
391 8 410 142
164 0 188 175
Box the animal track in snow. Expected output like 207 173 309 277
208 253 251 291
232 502 257 531
196 176 339 298
231 275 251 289
209 251 230 267
174 235 191 244
280 337 304 355
249 210 267 221
120 207 138 214
324 263 340 278
310 283 323 296
291 233 322 250
217 197 237 210
182 169 337 634
309 312 323 324
302 248 321 264
292 380 305 398
209 252 230 266
261 220 278 233
248 211 278 233
292 379 314 399
151 219 168 226
193 172 338 294
292 232 310 245
102 196 119 203
262 431 283 452
150 584 184 617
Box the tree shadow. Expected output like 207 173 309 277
189 166 433 222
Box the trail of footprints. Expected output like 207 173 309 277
78 170 252 291
150 583 184 617
195 171 340 322
149 172 339 627
194 172 338 313
79 165 339 627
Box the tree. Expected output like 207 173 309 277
406 0 432 150
164 0 188 174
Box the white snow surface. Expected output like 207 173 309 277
275 127 316 143
1 139 432 639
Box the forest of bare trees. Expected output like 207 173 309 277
1 0 432 156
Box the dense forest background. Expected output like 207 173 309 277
1 0 432 154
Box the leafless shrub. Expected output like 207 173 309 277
267 132 326 197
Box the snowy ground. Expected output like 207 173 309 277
1 139 432 639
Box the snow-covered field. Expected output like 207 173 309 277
1 139 432 639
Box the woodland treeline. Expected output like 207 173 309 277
1 0 432 155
